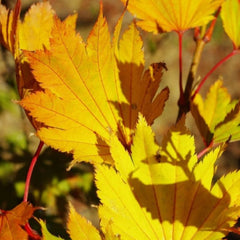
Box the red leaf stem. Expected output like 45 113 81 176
23 141 44 202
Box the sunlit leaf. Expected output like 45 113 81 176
0 0 55 129
221 0 240 49
67 203 101 240
0 0 54 98
96 116 240 239
121 0 223 33
20 5 168 166
40 220 64 240
191 80 240 146
0 202 35 240
21 9 121 165
18 2 54 51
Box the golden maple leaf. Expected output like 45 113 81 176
191 80 240 146
20 4 169 166
96 116 240 239
40 116 240 240
0 0 54 98
221 0 240 49
0 0 55 129
120 0 223 33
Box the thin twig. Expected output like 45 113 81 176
23 141 44 202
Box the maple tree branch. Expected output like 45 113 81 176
23 141 44 202
192 49 240 100
177 31 184 104
177 7 222 121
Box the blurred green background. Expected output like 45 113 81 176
0 0 240 239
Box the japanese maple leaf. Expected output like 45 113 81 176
191 80 240 146
96 116 240 239
120 0 223 34
0 202 35 240
40 116 240 240
0 0 55 128
221 0 240 49
0 0 54 97
20 4 169 166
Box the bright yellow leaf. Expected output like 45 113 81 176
121 0 223 33
18 2 54 51
21 9 121 165
191 80 240 146
0 1 54 98
40 220 64 240
96 164 161 240
67 203 101 240
0 0 55 129
20 5 168 166
221 0 240 49
96 116 240 239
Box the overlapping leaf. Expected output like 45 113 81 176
96 116 240 239
221 0 240 49
0 0 55 98
191 80 240 146
120 0 223 33
20 5 168 165
0 202 35 240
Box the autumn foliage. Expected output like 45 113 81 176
0 0 240 239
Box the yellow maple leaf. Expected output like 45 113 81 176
20 5 168 166
67 203 101 240
191 80 240 146
96 115 240 239
40 220 64 240
221 0 240 49
120 0 223 33
0 0 55 130
0 0 54 98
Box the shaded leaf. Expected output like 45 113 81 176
191 80 240 146
221 0 240 49
0 202 35 240
115 23 169 135
97 116 240 239
120 0 223 33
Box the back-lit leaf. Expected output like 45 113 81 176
120 0 223 33
0 202 35 240
40 220 64 240
191 80 240 146
221 0 240 49
67 203 101 240
96 116 240 239
20 5 168 166
0 0 55 129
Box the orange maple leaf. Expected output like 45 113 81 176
20 4 168 166
0 0 55 129
0 202 36 240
